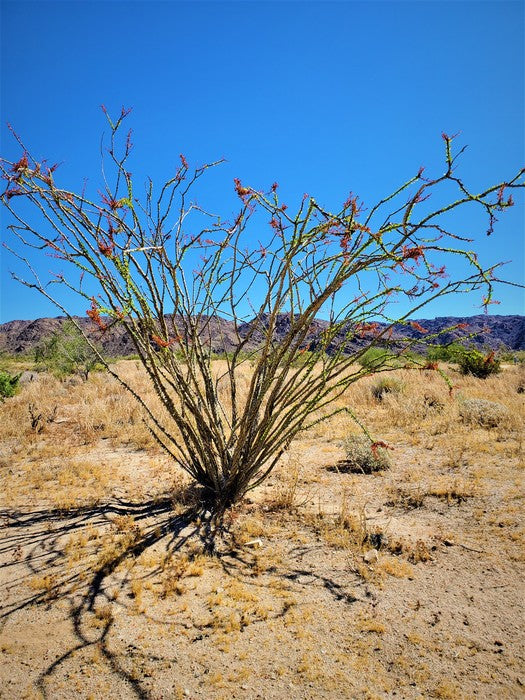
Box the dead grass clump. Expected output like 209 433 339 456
459 398 508 428
386 485 426 511
425 477 475 504
371 377 403 401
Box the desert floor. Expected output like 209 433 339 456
1 362 524 699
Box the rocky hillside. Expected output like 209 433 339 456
0 314 523 357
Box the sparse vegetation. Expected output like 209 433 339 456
0 359 523 698
456 348 501 378
371 376 404 401
1 111 522 530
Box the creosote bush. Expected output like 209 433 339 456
1 107 523 530
35 320 103 380
457 349 501 379
357 347 395 371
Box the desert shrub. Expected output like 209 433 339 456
459 398 508 428
35 321 103 380
339 435 392 473
426 342 466 363
497 350 525 364
371 377 403 401
357 347 396 371
0 369 21 400
456 349 501 378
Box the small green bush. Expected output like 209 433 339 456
426 343 466 363
0 369 21 400
339 435 392 474
371 377 403 401
357 347 395 371
457 349 500 379
35 321 103 380
459 398 508 428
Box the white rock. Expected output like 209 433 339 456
363 548 379 563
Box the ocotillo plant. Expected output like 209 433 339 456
1 108 523 522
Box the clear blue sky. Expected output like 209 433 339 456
1 0 524 323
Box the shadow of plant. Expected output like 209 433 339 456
1 495 364 698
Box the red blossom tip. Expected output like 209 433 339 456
422 362 439 371
86 298 108 331
11 153 29 173
234 178 251 199
370 441 394 458
410 321 428 334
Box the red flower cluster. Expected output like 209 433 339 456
11 154 29 173
342 192 364 218
421 361 439 371
370 441 394 458
484 351 496 365
151 334 182 348
86 298 108 331
233 178 251 200
355 322 380 338
410 321 428 334
97 238 115 257
401 245 425 262
100 193 124 211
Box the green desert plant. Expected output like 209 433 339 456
426 342 468 363
456 349 501 379
0 369 21 401
35 321 103 380
356 347 395 371
1 109 523 535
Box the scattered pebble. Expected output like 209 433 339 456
364 548 379 563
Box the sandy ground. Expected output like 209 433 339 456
1 368 524 699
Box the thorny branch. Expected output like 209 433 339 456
1 111 524 516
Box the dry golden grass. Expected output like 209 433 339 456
1 359 524 699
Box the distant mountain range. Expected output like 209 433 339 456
1 314 524 357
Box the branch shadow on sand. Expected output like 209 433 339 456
1 495 364 699
0 493 208 699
